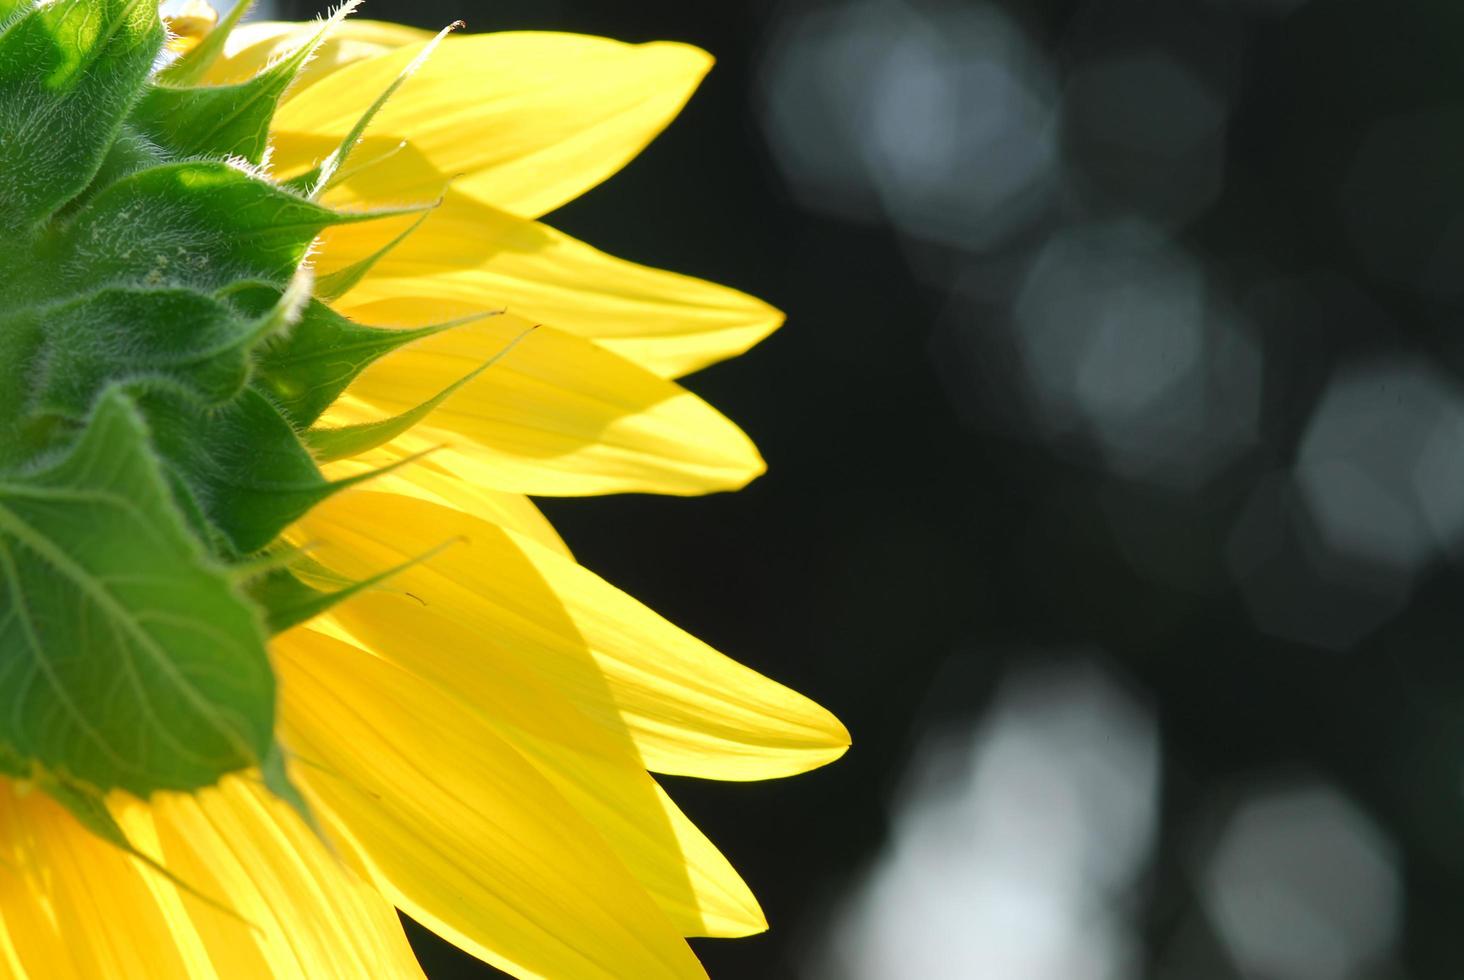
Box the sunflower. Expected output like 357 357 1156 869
0 2 847 977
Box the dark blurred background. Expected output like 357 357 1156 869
260 0 1464 976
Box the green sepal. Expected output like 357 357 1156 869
44 161 398 296
131 70 293 167
307 325 536 462
248 290 479 428
145 387 345 555
134 0 358 166
0 388 276 797
313 208 434 301
250 567 356 635
0 0 163 231
18 288 264 416
0 271 309 472
145 380 428 555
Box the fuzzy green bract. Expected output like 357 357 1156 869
0 0 433 839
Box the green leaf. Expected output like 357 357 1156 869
0 388 275 797
0 0 162 230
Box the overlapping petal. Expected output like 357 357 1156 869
202 19 432 92
0 12 850 980
325 458 572 556
270 32 711 219
317 315 765 496
0 779 422 979
294 491 851 781
283 609 766 938
275 629 709 979
323 191 784 379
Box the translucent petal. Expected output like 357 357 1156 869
318 455 571 557
287 614 765 937
0 779 423 979
322 191 783 379
274 629 708 979
317 317 765 496
137 781 424 980
202 19 431 91
0 785 196 979
293 491 851 780
271 32 712 218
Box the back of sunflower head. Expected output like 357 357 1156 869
0 0 424 848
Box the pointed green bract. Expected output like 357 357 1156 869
148 387 350 554
49 161 381 293
313 208 434 300
307 324 536 462
133 71 296 166
250 292 469 427
250 541 455 635
0 390 275 796
134 2 354 166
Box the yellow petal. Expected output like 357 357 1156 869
201 19 433 90
274 629 708 980
294 491 851 781
290 613 765 938
132 781 425 980
0 779 423 980
319 317 765 496
163 0 217 55
324 191 784 378
271 32 712 218
320 455 571 557
0 785 195 979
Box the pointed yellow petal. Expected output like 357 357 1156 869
0 785 196 978
290 613 766 938
0 779 423 980
201 19 433 90
320 456 571 557
323 191 783 378
319 317 765 496
274 629 708 979
294 491 851 781
130 781 425 980
272 32 712 218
